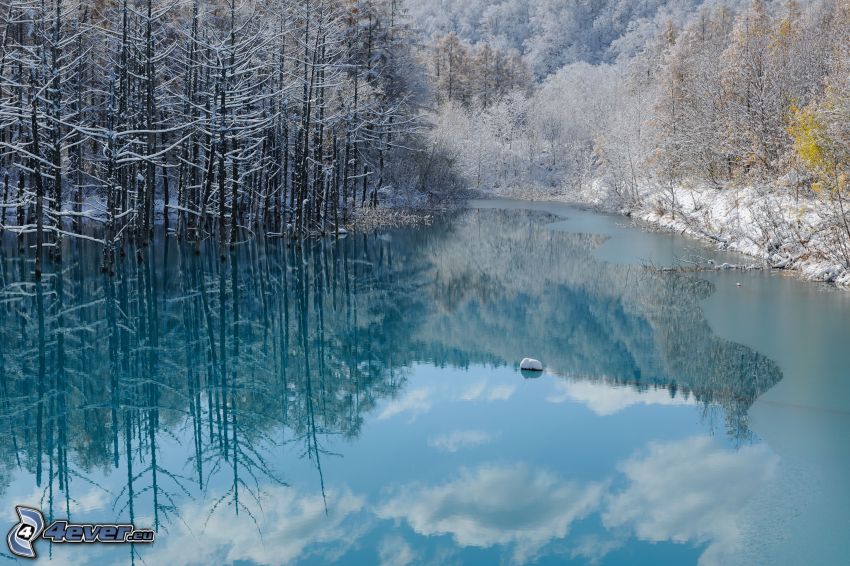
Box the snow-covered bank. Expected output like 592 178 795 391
489 181 850 288
348 206 434 232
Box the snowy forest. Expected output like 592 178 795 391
425 0 850 201
0 0 424 276
1 0 850 279
422 0 850 282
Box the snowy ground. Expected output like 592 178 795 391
489 180 850 288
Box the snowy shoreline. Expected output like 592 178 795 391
487 182 850 289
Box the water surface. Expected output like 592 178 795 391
0 200 846 565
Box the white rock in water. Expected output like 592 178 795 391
520 358 543 371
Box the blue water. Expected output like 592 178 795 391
0 200 846 565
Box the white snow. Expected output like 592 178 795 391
520 358 543 371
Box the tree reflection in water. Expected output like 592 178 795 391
0 208 781 539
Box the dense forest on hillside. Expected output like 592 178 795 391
418 0 850 283
1 0 850 278
424 0 850 193
419 0 850 279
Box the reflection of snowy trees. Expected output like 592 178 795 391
0 208 781 531
418 209 782 439
0 230 424 532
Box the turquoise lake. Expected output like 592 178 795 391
0 199 847 565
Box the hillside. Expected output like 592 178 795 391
410 0 850 286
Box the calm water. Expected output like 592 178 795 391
0 200 847 565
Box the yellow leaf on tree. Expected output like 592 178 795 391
787 105 833 182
